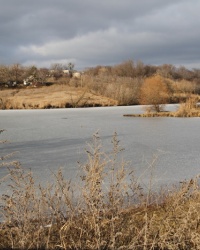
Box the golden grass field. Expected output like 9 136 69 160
0 84 117 109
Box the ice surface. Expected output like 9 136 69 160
1 105 199 190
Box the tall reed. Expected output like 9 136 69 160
0 131 199 249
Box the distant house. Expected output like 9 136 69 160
63 69 70 75
63 69 82 78
23 80 29 86
72 72 81 79
23 75 38 86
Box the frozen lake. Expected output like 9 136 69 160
1 105 200 189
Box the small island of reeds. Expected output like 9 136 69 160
124 96 200 118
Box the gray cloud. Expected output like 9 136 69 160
0 0 200 69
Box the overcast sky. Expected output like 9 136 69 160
0 0 200 70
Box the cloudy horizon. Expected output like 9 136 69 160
0 0 200 70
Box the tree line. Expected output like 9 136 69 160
84 60 200 83
0 63 75 86
1 60 200 85
1 60 200 110
80 60 200 107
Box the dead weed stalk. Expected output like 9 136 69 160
0 131 199 249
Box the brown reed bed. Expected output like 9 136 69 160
124 96 200 118
0 131 200 249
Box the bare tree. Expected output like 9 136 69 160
0 65 9 83
177 66 194 81
135 60 146 77
24 65 38 79
9 63 24 83
37 68 49 84
112 60 135 77
156 64 175 79
50 63 64 80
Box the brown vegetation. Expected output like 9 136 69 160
124 96 200 118
81 74 142 105
0 131 200 249
175 95 200 117
1 60 200 109
139 75 170 112
0 84 117 109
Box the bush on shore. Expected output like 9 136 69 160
0 132 200 249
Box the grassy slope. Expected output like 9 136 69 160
0 85 117 109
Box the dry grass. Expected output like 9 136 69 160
1 75 200 109
0 131 200 249
124 96 200 118
0 84 117 109
175 95 200 117
81 75 142 105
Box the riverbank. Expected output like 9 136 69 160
0 132 199 249
0 85 117 109
0 178 199 250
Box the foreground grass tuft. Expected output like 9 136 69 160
0 132 200 249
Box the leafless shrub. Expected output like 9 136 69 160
139 75 170 112
172 79 196 95
175 95 200 117
82 74 143 105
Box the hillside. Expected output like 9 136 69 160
0 84 117 109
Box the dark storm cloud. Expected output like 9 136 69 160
0 0 200 69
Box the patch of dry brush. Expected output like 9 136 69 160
0 131 200 249
0 85 117 109
124 96 200 118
